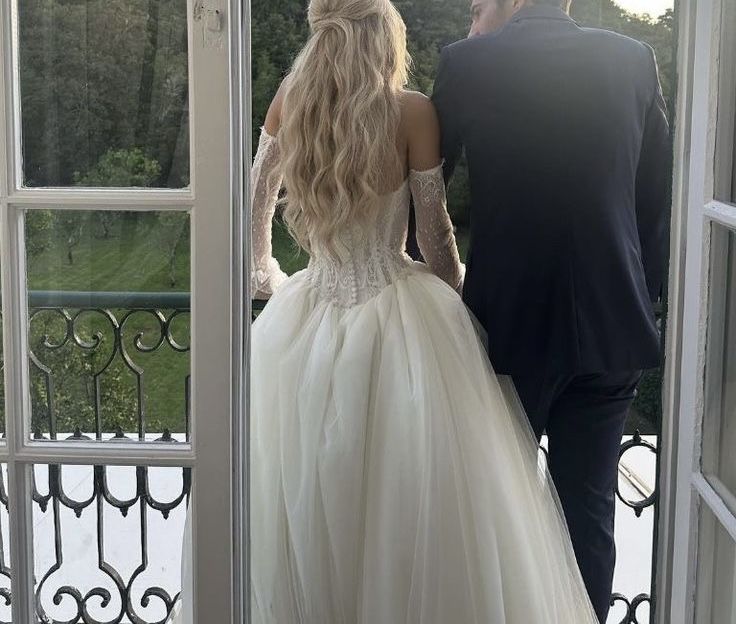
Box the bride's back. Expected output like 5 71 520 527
255 0 455 306
276 0 411 255
264 83 448 307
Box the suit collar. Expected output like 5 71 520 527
510 5 576 25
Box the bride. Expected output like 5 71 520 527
174 0 598 622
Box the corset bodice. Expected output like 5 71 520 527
307 183 414 307
251 128 463 305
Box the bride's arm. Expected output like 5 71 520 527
404 93 465 292
251 88 288 299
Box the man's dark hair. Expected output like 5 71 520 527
496 0 572 9
526 0 572 9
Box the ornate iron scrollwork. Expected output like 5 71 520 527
33 464 191 624
26 292 192 623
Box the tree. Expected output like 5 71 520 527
25 211 54 258
18 0 189 188
136 0 162 150
156 213 189 288
55 212 87 266
73 148 161 188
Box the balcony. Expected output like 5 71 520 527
0 291 660 623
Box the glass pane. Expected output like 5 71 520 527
695 505 736 623
25 210 191 442
17 0 189 189
33 463 189 623
703 225 736 497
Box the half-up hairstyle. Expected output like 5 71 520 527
278 0 410 254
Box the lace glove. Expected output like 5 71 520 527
251 129 288 299
409 164 465 292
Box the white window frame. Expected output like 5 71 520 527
656 0 736 622
0 0 247 621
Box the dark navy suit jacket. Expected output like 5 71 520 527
432 5 670 375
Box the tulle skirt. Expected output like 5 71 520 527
250 263 598 623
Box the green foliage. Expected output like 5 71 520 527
25 210 54 257
28 313 139 436
54 211 88 265
27 211 191 293
73 148 162 188
251 0 310 152
630 367 662 434
69 148 172 280
156 212 189 287
18 0 188 188
28 309 189 436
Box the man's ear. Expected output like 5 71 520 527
512 0 525 11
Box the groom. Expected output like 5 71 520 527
433 0 670 621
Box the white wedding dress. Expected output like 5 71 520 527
170 130 598 624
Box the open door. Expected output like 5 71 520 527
657 0 736 621
0 0 246 621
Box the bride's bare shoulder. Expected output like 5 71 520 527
399 90 439 127
399 90 441 170
263 80 290 135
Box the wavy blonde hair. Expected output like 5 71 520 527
278 0 410 254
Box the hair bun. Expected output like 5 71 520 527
309 14 343 32
308 0 382 32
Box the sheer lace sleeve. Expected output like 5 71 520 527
251 128 288 298
409 164 465 291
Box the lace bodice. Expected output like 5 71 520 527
251 129 464 307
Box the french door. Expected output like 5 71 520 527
0 0 246 622
658 0 736 621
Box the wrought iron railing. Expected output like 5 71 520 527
612 430 657 623
27 290 191 444
30 464 190 624
0 292 659 623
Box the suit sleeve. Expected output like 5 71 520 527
635 43 671 303
431 46 463 185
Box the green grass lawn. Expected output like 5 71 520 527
272 220 310 274
28 212 191 291
26 212 190 436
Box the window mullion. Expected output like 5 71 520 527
12 444 195 467
8 190 194 209
6 463 33 623
693 473 736 540
187 0 237 619
705 199 736 229
2 205 34 624
0 0 12 201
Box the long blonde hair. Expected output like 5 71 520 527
279 0 410 254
